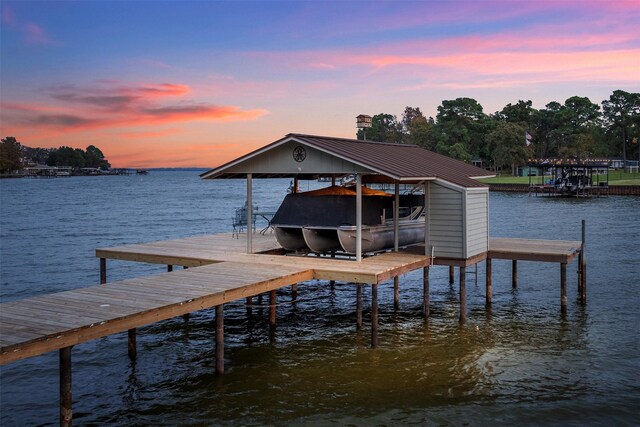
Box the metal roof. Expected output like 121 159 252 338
200 133 492 188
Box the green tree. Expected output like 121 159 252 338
0 136 23 174
401 106 434 148
602 90 640 166
357 113 402 142
85 145 111 169
495 100 537 126
488 122 532 175
433 97 487 159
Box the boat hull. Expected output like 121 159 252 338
302 227 341 253
337 222 425 254
274 226 307 251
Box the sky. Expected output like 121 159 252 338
1 1 638 168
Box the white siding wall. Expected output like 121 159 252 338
464 190 489 257
429 182 464 258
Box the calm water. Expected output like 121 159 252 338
1 171 638 426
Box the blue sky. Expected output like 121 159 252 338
2 1 638 167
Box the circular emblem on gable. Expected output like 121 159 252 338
293 145 306 162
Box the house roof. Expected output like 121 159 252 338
200 133 493 188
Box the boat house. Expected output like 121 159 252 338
201 133 494 263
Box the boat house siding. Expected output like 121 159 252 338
428 181 489 259
201 133 493 262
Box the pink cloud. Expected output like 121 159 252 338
1 80 269 135
1 6 56 45
24 22 53 45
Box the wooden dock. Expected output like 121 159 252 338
1 231 585 426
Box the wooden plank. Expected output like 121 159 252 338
0 268 313 364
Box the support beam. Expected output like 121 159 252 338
459 266 467 323
269 289 277 330
561 262 567 315
371 284 378 348
100 258 106 285
393 276 399 310
485 258 492 306
247 173 253 254
512 260 518 288
167 265 173 272
356 174 362 262
215 305 224 374
60 346 72 427
127 328 137 360
449 266 455 285
356 284 363 331
291 284 298 301
580 219 587 304
424 182 430 256
393 181 400 252
423 266 430 317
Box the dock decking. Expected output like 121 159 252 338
1 231 586 426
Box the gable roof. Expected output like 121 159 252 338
200 133 493 188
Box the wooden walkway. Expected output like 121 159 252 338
0 231 585 425
1 247 430 366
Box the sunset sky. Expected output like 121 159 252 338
1 1 638 168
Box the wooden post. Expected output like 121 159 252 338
356 174 362 262
561 262 567 314
167 265 173 272
60 346 72 427
581 219 587 304
394 181 400 252
291 284 298 301
269 289 277 330
449 266 454 285
393 276 399 310
371 284 378 348
423 266 430 317
485 258 492 306
512 260 518 288
247 173 253 254
356 284 363 331
459 266 467 323
246 296 253 306
100 258 106 284
175 266 190 321
127 329 137 360
215 305 224 374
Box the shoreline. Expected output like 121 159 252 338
488 183 640 196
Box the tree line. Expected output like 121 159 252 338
357 89 640 175
0 137 111 174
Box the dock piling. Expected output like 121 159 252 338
580 220 587 304
99 258 106 285
356 284 363 331
512 260 518 288
371 284 378 348
269 290 277 330
459 266 467 323
127 329 137 360
449 266 454 285
215 305 224 374
485 258 492 306
60 346 72 427
423 267 430 317
393 276 399 309
561 262 567 314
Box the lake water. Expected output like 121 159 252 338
1 171 638 426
